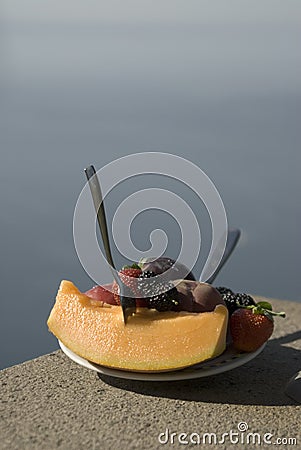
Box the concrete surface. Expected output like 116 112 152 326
1 297 301 450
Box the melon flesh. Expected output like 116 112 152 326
47 280 228 372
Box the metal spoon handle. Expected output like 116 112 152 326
84 165 115 269
206 228 241 284
84 165 136 323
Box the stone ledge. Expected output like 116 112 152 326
1 297 300 450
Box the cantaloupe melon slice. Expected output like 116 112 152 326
47 280 228 372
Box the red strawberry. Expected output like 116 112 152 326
230 301 285 352
112 266 142 305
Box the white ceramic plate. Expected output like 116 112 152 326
58 340 266 381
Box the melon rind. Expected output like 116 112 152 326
47 280 228 372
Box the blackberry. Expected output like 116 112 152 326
137 271 157 297
139 257 195 280
216 286 234 297
139 271 156 279
235 293 256 308
221 292 238 315
148 286 179 312
138 271 178 312
221 290 256 315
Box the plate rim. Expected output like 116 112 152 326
58 340 266 381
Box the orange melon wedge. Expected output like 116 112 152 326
47 280 228 372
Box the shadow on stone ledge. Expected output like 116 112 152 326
97 330 301 407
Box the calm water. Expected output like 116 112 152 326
1 1 301 369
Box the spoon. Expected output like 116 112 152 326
205 228 241 284
84 165 136 324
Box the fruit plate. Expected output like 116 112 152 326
58 340 266 381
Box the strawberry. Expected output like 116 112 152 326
112 265 142 305
230 301 285 352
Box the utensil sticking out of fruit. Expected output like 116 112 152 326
84 165 136 323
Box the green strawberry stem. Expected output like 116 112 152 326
122 263 140 270
266 310 285 317
238 301 285 319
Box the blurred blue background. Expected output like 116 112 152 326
1 1 300 369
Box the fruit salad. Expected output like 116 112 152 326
47 256 285 372
85 257 285 353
